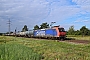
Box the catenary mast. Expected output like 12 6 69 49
7 19 11 34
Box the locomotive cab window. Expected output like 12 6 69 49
58 28 65 32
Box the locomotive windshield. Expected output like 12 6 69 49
58 28 65 32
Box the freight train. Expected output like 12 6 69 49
8 26 66 40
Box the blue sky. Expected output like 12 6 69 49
0 0 90 33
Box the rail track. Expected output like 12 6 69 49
5 35 90 44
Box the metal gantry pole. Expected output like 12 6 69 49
7 19 11 35
50 22 56 28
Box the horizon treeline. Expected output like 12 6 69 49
67 25 90 36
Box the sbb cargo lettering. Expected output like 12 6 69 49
37 31 45 36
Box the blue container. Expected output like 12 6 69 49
34 29 57 37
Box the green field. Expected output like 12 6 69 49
0 36 90 60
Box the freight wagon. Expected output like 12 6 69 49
8 26 66 40
25 30 34 37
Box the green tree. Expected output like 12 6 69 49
67 25 75 35
80 26 89 36
40 22 49 29
74 30 81 35
33 25 39 30
22 25 28 32
88 30 90 36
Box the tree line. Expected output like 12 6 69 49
22 22 90 36
67 26 90 36
21 22 49 31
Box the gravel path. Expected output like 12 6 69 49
65 40 90 44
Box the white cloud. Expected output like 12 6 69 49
83 20 89 22
44 5 80 23
74 20 89 23
18 21 24 23
72 0 90 12
72 0 90 5
81 5 90 12
0 0 90 32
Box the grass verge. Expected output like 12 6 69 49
0 43 42 60
0 36 90 60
